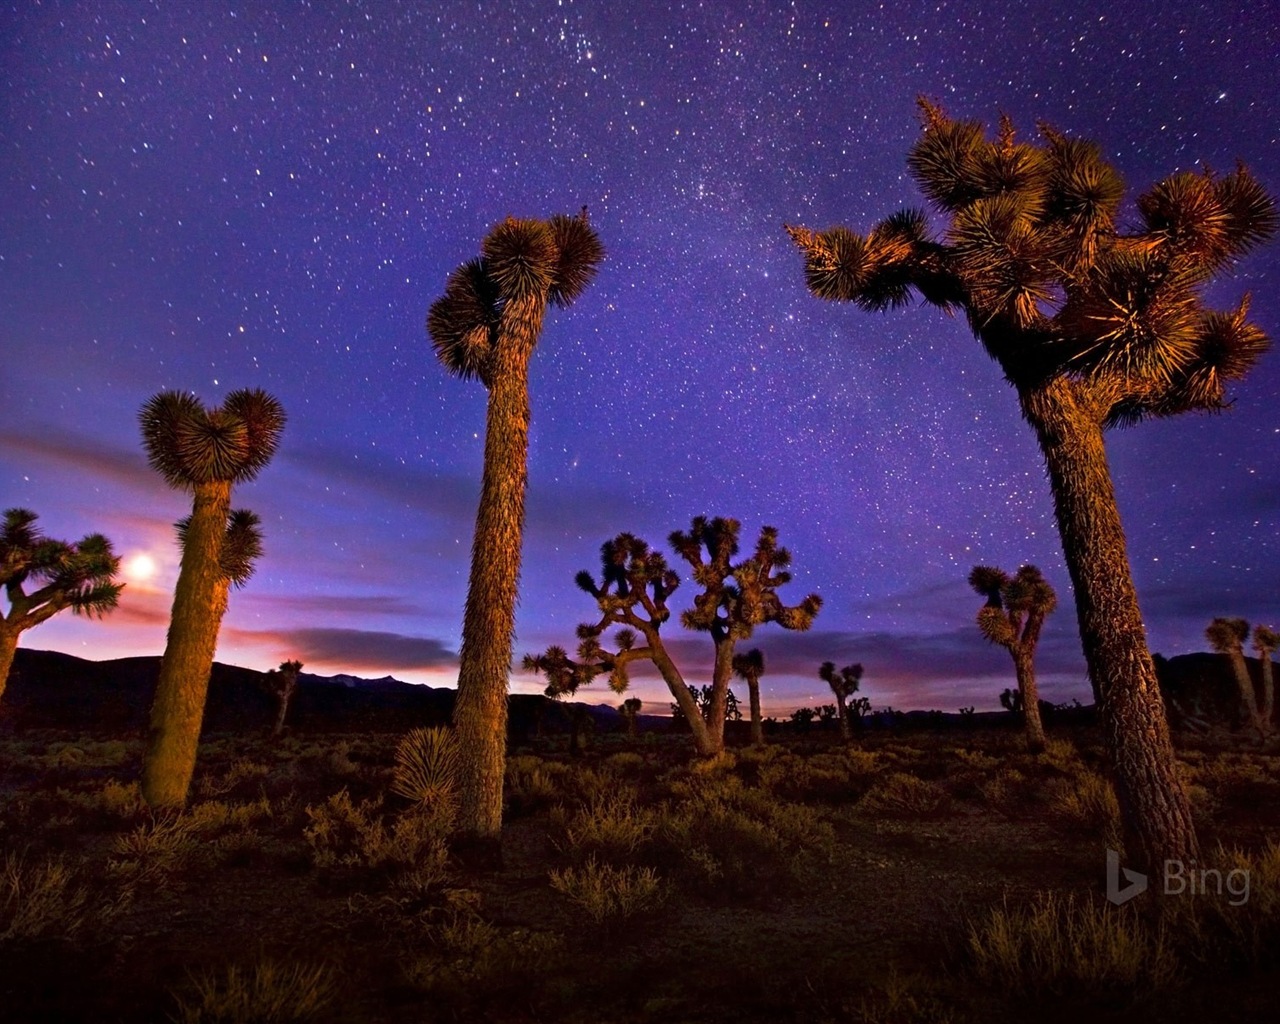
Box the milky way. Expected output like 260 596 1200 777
3 1 1277 715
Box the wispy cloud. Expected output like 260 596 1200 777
222 624 458 672
1 427 156 492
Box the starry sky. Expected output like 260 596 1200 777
3 0 1277 717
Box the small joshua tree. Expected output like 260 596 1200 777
264 659 303 738
969 565 1057 753
139 387 284 810
429 211 604 846
1253 625 1278 731
785 99 1277 867
0 508 123 702
1206 617 1266 736
818 660 864 743
618 696 643 737
731 648 767 747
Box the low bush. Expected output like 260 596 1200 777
548 858 665 925
170 958 337 1023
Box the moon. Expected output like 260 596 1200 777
124 553 158 583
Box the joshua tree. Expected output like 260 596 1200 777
527 521 820 757
618 696 643 737
139 389 284 809
731 647 766 746
818 660 864 742
968 564 1057 752
428 211 604 847
669 517 822 752
786 99 1276 867
0 508 122 701
1253 625 1278 731
264 658 303 738
1206 617 1265 736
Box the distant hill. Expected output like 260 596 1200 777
0 649 639 738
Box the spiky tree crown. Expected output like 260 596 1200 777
176 509 264 588
1 508 123 620
970 563 1056 650
140 389 285 490
427 209 604 387
819 660 864 700
787 98 1276 424
1206 616 1250 653
732 647 765 680
1254 625 1279 656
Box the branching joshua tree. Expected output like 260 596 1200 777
618 696 643 737
1206 617 1266 736
139 389 284 809
526 521 820 757
818 660 864 743
669 517 822 752
1254 625 1278 731
0 508 123 701
264 658 303 738
968 565 1057 752
428 210 604 847
732 648 766 746
786 98 1277 868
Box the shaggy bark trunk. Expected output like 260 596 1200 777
452 298 542 850
0 626 18 705
1260 653 1274 733
835 695 852 744
1021 377 1198 871
142 479 232 809
703 637 736 755
1226 651 1266 736
1012 647 1047 754
747 676 764 747
271 686 293 738
650 644 715 756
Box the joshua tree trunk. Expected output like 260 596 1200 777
748 678 764 747
835 695 852 744
1021 378 1198 870
142 478 232 809
271 690 291 738
452 296 541 849
1012 648 1047 754
0 626 18 705
651 645 715 756
703 638 736 754
1260 653 1274 732
1224 650 1265 736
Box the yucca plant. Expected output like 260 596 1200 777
0 507 123 702
428 211 604 850
817 660 864 743
139 389 284 809
968 564 1057 752
787 98 1276 869
731 648 767 747
391 726 460 812
263 659 303 738
1206 617 1266 736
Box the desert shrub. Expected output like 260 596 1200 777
198 758 272 799
390 726 459 812
505 755 571 816
977 767 1039 813
855 970 959 1024
0 853 90 943
400 914 563 998
603 751 645 774
859 773 950 817
303 790 447 872
548 858 665 925
53 779 147 824
965 892 1178 1001
110 814 203 879
758 752 863 804
557 792 657 863
1045 771 1121 843
170 958 336 1023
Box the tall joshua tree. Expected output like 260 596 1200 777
139 390 284 809
787 98 1276 868
818 660 864 743
968 565 1057 753
0 508 123 701
669 517 822 752
1206 617 1266 736
264 658 303 738
1253 625 1277 732
428 211 604 846
732 648 766 747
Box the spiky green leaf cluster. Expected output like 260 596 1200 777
1 508 123 628
787 98 1276 422
1206 616 1250 654
140 390 285 490
818 660 863 700
427 210 604 386
969 563 1056 652
176 508 264 589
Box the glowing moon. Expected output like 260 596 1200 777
125 553 158 583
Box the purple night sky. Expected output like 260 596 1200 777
2 1 1276 717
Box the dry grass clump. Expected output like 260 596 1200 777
110 814 204 880
505 754 569 815
170 958 337 1023
1 852 91 942
197 758 273 799
554 791 657 863
1044 771 1121 844
965 891 1179 1002
548 857 665 925
303 789 449 872
858 772 950 817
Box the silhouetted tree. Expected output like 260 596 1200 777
999 687 1024 714
618 696 643 737
786 99 1275 868
264 658 303 738
139 389 284 809
429 211 604 848
669 517 822 752
969 564 1056 752
819 660 864 742
1206 617 1266 736
0 508 122 702
731 648 766 746
1254 625 1278 730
